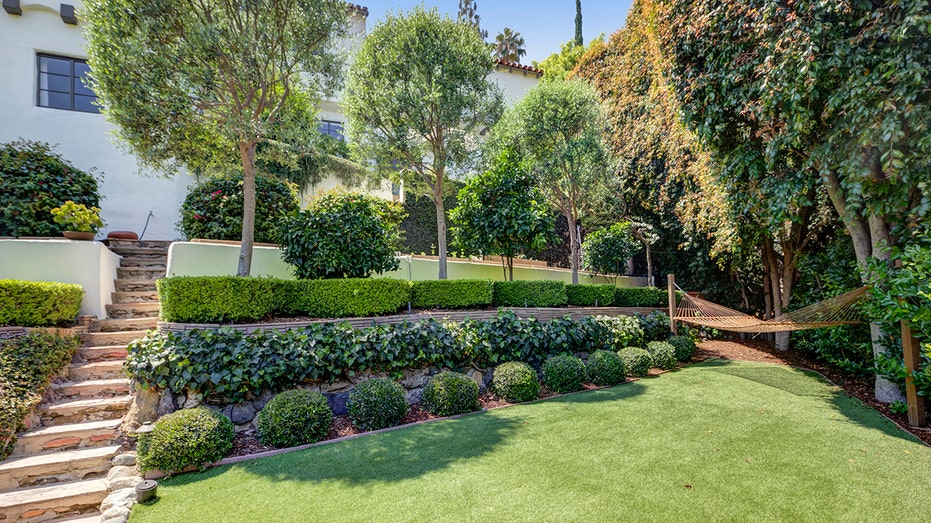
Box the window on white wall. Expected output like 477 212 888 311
319 120 344 140
37 54 100 113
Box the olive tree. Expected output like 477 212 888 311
82 0 348 275
344 6 503 279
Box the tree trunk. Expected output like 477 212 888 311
237 141 257 277
433 189 447 280
567 213 580 285
508 256 514 281
644 241 653 287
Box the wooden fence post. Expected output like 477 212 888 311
901 321 927 427
667 274 677 335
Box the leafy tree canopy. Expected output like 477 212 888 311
582 222 643 282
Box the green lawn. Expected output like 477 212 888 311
130 360 931 522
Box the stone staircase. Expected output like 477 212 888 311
0 241 168 522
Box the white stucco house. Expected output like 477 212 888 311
0 1 542 240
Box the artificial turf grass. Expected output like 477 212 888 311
130 360 931 523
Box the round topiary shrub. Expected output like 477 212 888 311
586 350 626 386
492 361 540 403
646 341 677 370
541 353 586 393
619 347 652 377
347 378 409 431
422 371 480 417
138 407 234 473
178 174 299 243
256 389 333 448
667 335 697 362
0 140 100 238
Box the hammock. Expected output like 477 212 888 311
673 286 869 333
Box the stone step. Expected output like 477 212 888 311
113 279 157 293
54 379 131 399
116 267 165 280
93 317 158 333
39 397 132 426
57 513 103 523
0 446 121 490
108 246 169 257
82 331 146 347
13 419 122 455
77 345 128 362
105 302 161 319
0 479 108 523
108 239 173 249
67 361 124 381
110 290 159 304
118 257 167 268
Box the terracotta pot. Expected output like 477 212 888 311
63 231 95 241
107 230 139 240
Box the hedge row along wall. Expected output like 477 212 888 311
157 276 675 324
0 280 83 327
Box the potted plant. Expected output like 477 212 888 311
51 200 104 240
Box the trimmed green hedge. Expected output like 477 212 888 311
157 276 412 323
613 287 685 308
493 280 567 307
1 333 80 460
566 284 615 307
0 280 83 327
410 280 494 309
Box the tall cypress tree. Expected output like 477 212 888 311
574 0 583 46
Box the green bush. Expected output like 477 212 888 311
0 140 100 238
615 287 668 307
347 378 409 430
619 347 652 377
492 362 540 403
0 280 83 326
646 341 677 370
157 276 411 323
667 335 697 362
256 389 333 448
138 407 234 473
493 280 567 307
410 280 494 309
586 350 626 386
581 222 642 277
279 190 405 279
0 333 79 460
178 174 299 243
636 310 671 343
541 353 586 393
566 284 615 307
421 372 480 416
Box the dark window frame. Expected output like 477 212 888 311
319 120 344 141
36 53 99 114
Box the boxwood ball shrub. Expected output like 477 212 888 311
421 371 480 417
668 335 697 362
541 353 586 393
178 174 299 243
492 361 540 403
347 378 409 430
586 350 626 386
619 347 652 377
138 407 234 473
566 284 615 307
256 389 333 448
646 341 677 370
0 140 100 238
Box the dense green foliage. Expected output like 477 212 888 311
581 222 642 279
157 276 411 323
492 280 567 308
179 175 299 243
541 353 586 393
0 280 83 327
398 192 459 255
256 389 333 448
646 341 677 370
614 287 669 307
586 350 626 386
565 284 615 307
667 335 696 363
0 333 79 460
279 190 405 279
619 347 652 377
492 362 540 403
0 140 100 238
347 378 409 431
410 280 493 309
636 311 671 343
127 311 645 402
50 201 104 233
138 407 234 473
421 371 480 417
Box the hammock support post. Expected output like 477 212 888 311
901 321 927 427
667 274 677 335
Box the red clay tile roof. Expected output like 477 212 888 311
495 59 543 76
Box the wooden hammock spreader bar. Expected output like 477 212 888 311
673 286 870 333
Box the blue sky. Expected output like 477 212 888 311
363 1 635 65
